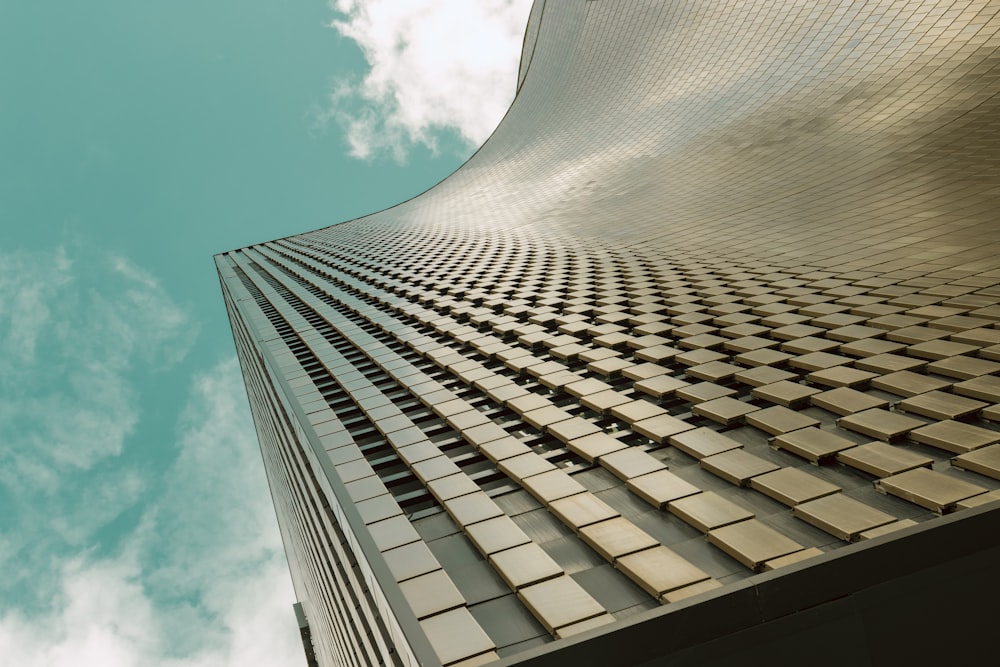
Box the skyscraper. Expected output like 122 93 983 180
217 1 1000 665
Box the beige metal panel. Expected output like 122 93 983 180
707 520 805 571
793 495 897 541
876 468 987 514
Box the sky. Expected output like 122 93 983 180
0 1 533 664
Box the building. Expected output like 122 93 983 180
216 1 1000 665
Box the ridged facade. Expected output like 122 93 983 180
217 2 1000 665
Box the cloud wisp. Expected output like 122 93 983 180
0 246 299 666
0 358 299 667
0 245 191 607
0 248 196 500
321 0 534 161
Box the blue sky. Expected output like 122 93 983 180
0 1 532 664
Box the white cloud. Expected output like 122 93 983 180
0 556 157 667
322 0 534 160
0 358 301 667
0 247 298 666
139 358 289 607
81 255 198 372
0 545 298 667
138 357 300 666
0 246 73 368
0 247 197 486
0 245 199 608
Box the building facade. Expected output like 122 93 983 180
217 1 1000 665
